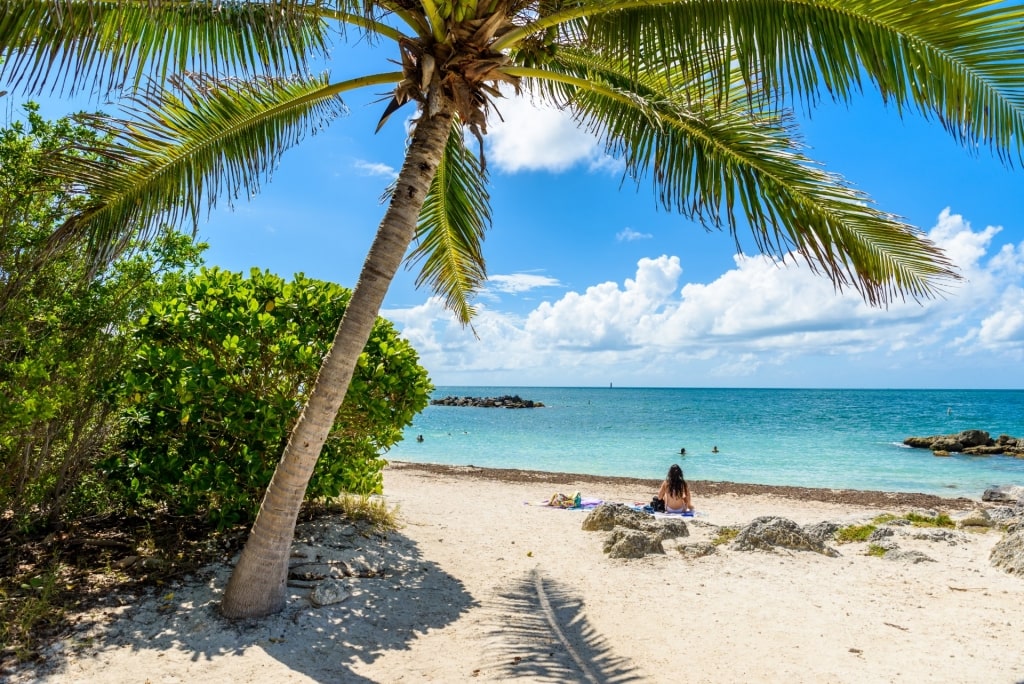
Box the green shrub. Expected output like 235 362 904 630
866 543 888 557
108 267 431 529
904 511 954 528
836 524 876 543
0 103 204 535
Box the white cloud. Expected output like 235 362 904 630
386 211 1024 387
487 273 561 293
616 227 653 242
353 159 398 179
486 96 610 173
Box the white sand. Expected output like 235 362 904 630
9 463 1024 683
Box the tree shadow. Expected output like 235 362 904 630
8 526 476 683
480 568 645 683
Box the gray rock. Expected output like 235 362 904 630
582 503 655 532
956 508 995 529
309 579 351 607
803 521 842 543
990 529 1024 575
654 519 690 541
868 527 894 542
677 542 717 558
884 549 936 564
731 516 840 557
983 485 1024 504
603 527 665 558
908 529 965 546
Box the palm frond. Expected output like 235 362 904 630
46 72 348 269
513 54 958 305
404 116 490 325
0 0 332 96
509 0 1024 163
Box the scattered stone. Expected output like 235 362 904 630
884 549 936 564
677 543 717 558
990 529 1024 575
908 529 964 546
309 579 351 607
868 527 894 542
731 516 840 557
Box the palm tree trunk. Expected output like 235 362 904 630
220 105 454 618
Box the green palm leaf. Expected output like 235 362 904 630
47 72 347 267
531 0 1024 161
404 117 490 325
0 0 332 96
515 52 957 304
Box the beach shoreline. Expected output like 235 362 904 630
8 460 1021 683
386 459 980 510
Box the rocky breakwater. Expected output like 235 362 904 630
430 394 544 408
903 429 1024 458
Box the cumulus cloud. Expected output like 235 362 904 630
486 96 610 173
616 227 653 242
384 210 1024 387
487 273 561 293
353 159 398 179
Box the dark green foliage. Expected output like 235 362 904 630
0 102 204 534
110 267 432 529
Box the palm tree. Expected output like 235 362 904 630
3 0 1022 617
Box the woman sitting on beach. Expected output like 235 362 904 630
657 464 693 514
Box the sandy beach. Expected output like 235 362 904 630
8 461 1024 683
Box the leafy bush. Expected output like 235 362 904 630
836 524 876 543
109 267 431 528
0 103 203 534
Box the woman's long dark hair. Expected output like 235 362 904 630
666 464 687 498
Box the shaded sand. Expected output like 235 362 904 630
8 461 1024 683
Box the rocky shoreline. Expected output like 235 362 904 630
429 394 544 408
904 429 1024 457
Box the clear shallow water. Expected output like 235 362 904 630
387 387 1024 498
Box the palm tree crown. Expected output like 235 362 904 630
3 0 1023 617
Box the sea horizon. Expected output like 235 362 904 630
388 386 1024 499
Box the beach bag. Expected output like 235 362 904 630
651 496 665 512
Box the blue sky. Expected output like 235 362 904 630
12 39 1024 389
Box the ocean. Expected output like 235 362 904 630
386 386 1024 498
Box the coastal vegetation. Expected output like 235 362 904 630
4 0 1024 619
0 107 428 662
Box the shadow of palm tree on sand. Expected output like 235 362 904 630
479 568 644 683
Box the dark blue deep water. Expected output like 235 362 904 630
387 387 1024 498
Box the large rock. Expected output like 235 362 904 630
956 507 995 529
983 485 1024 504
803 521 842 544
604 528 665 558
904 430 994 452
990 529 1024 575
584 503 689 558
731 516 840 557
582 503 656 532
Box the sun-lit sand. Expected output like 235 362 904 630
9 461 1023 683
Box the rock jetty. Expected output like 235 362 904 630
903 430 1024 457
430 394 544 408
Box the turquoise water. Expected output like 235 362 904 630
387 387 1024 498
